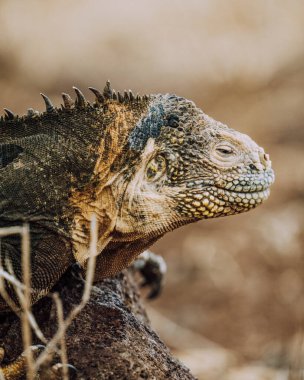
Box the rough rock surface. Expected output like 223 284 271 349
0 268 196 380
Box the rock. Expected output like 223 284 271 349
0 268 196 380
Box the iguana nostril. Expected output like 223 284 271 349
260 151 272 170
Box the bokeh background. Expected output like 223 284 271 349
0 1 303 378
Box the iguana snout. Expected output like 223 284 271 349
181 127 275 219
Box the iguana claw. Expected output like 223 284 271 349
133 250 167 299
39 363 77 380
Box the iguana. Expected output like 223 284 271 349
0 81 274 378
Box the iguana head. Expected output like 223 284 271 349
111 94 274 241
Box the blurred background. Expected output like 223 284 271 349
0 1 303 378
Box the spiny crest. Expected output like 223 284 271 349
1 80 151 121
4 108 15 121
62 93 73 109
40 93 55 112
73 86 86 108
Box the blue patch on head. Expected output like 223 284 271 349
128 102 166 151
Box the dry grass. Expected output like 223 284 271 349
0 215 98 379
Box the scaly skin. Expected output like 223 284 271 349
0 82 274 378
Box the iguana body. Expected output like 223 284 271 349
0 82 274 377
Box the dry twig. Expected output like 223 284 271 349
0 215 98 379
34 214 98 371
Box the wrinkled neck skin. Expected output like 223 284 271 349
71 99 183 271
89 137 179 280
70 101 151 266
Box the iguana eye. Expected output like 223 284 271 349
215 145 234 156
211 142 239 166
146 155 167 182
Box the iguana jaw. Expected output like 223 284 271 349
176 186 272 220
175 162 274 219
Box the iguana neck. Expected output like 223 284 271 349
69 100 150 265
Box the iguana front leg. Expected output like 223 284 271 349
133 250 167 299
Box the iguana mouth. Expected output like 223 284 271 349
214 184 272 195
210 172 274 211
215 187 271 203
217 184 270 192
177 178 273 219
192 187 272 218
214 168 275 195
208 186 271 205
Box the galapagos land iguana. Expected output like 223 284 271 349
0 81 274 378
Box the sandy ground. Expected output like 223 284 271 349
0 1 303 378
